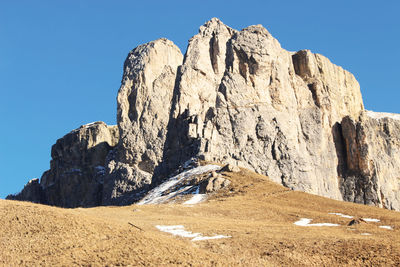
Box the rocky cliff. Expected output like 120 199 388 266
341 111 400 210
8 122 119 207
8 18 400 210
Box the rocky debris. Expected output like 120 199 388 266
341 111 400 210
9 18 400 210
200 176 231 193
8 122 119 208
220 164 241 173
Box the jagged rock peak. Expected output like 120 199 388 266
241 24 272 36
198 17 236 37
103 37 184 205
9 18 400 211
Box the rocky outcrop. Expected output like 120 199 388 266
9 18 400 210
8 122 119 207
102 38 183 205
199 175 231 194
162 19 364 202
341 111 400 210
6 179 44 204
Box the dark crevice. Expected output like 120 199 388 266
331 122 348 178
127 81 139 122
209 32 219 74
307 83 320 108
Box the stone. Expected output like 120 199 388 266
211 171 218 178
164 18 364 203
341 111 400 210
9 18 400 210
200 177 231 193
348 219 361 226
8 122 119 208
6 179 44 204
220 164 241 173
102 38 183 205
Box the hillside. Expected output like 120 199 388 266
2 167 399 266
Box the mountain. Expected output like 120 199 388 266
7 18 400 210
1 167 399 265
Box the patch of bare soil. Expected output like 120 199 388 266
1 168 399 266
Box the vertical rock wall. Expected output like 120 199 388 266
341 112 400 210
8 18 400 210
102 39 183 205
7 122 119 208
163 19 364 201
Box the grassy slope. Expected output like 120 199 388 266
1 169 399 266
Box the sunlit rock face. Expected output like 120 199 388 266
9 18 400 210
102 38 183 205
341 112 400 210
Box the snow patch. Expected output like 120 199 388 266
183 194 206 205
83 121 101 127
366 110 400 121
379 225 393 230
137 165 221 205
362 218 380 222
155 225 231 241
361 233 372 236
183 186 206 205
328 212 353 219
294 218 340 227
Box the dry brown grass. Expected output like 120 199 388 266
1 168 399 266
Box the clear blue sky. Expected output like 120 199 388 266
1 1 399 199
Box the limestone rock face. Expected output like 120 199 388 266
9 18 400 210
341 111 400 210
164 19 364 202
8 122 119 207
102 38 183 205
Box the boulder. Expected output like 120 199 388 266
200 177 231 193
220 164 241 173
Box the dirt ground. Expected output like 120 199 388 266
1 168 399 266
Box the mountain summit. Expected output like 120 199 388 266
8 18 400 210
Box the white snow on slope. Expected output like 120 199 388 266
294 218 340 227
192 235 231 241
183 193 206 205
155 225 231 241
328 212 353 219
362 218 380 222
379 225 393 230
361 233 372 236
366 110 400 121
137 165 221 205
